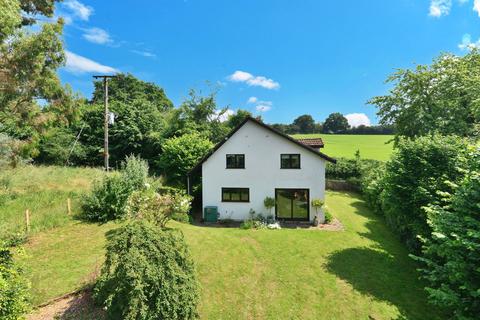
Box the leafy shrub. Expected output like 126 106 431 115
82 156 149 222
413 148 480 319
326 153 382 181
0 244 30 319
361 164 386 216
326 157 361 180
36 127 86 165
94 221 199 320
324 209 333 224
126 188 192 227
375 135 468 251
240 219 254 230
82 173 132 222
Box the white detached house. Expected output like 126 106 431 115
188 117 336 223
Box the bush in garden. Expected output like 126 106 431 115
94 221 199 320
361 164 386 216
0 244 30 319
82 173 131 222
412 147 480 319
126 188 192 227
82 156 149 222
379 135 468 252
324 208 333 224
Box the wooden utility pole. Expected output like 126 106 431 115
93 75 115 171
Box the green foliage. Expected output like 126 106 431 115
82 156 149 222
77 97 169 168
0 132 29 168
360 164 386 216
0 244 30 320
369 135 469 251
126 188 192 227
0 0 22 41
163 89 230 143
37 126 86 165
311 199 324 209
323 112 349 133
324 208 333 224
369 51 480 139
158 132 213 185
412 148 480 319
293 114 316 134
94 220 199 320
263 197 275 210
226 109 251 129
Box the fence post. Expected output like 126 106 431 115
25 209 30 233
67 198 72 216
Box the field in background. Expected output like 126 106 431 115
292 134 394 161
5 166 440 319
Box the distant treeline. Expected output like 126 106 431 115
269 113 394 135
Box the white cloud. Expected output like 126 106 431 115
458 33 480 50
82 28 112 44
63 0 93 21
131 50 157 58
64 50 118 74
211 109 234 122
474 0 480 16
228 70 280 90
247 96 258 104
429 0 452 17
345 113 371 127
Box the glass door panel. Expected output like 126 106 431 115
275 189 309 220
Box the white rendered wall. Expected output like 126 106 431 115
202 120 327 221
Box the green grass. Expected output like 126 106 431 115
5 166 439 319
14 167 439 319
291 134 394 161
0 165 104 240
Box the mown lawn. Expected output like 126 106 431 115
291 134 394 161
21 190 441 319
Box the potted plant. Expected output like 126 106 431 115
263 196 275 221
311 199 324 226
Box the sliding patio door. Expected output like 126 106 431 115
275 189 309 221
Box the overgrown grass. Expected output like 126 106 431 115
0 165 104 242
15 164 440 319
291 134 394 161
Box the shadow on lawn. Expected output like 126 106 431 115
325 192 439 320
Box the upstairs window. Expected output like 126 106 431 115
222 188 249 202
281 154 301 169
226 154 245 169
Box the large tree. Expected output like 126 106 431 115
75 74 173 168
323 113 349 133
293 114 315 134
0 0 68 158
369 51 480 139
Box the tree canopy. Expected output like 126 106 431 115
323 112 350 133
369 51 480 139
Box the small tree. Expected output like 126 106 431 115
94 221 199 320
157 133 213 186
263 197 275 217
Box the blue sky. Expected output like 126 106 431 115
57 0 480 125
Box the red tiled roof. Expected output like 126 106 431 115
296 138 324 148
